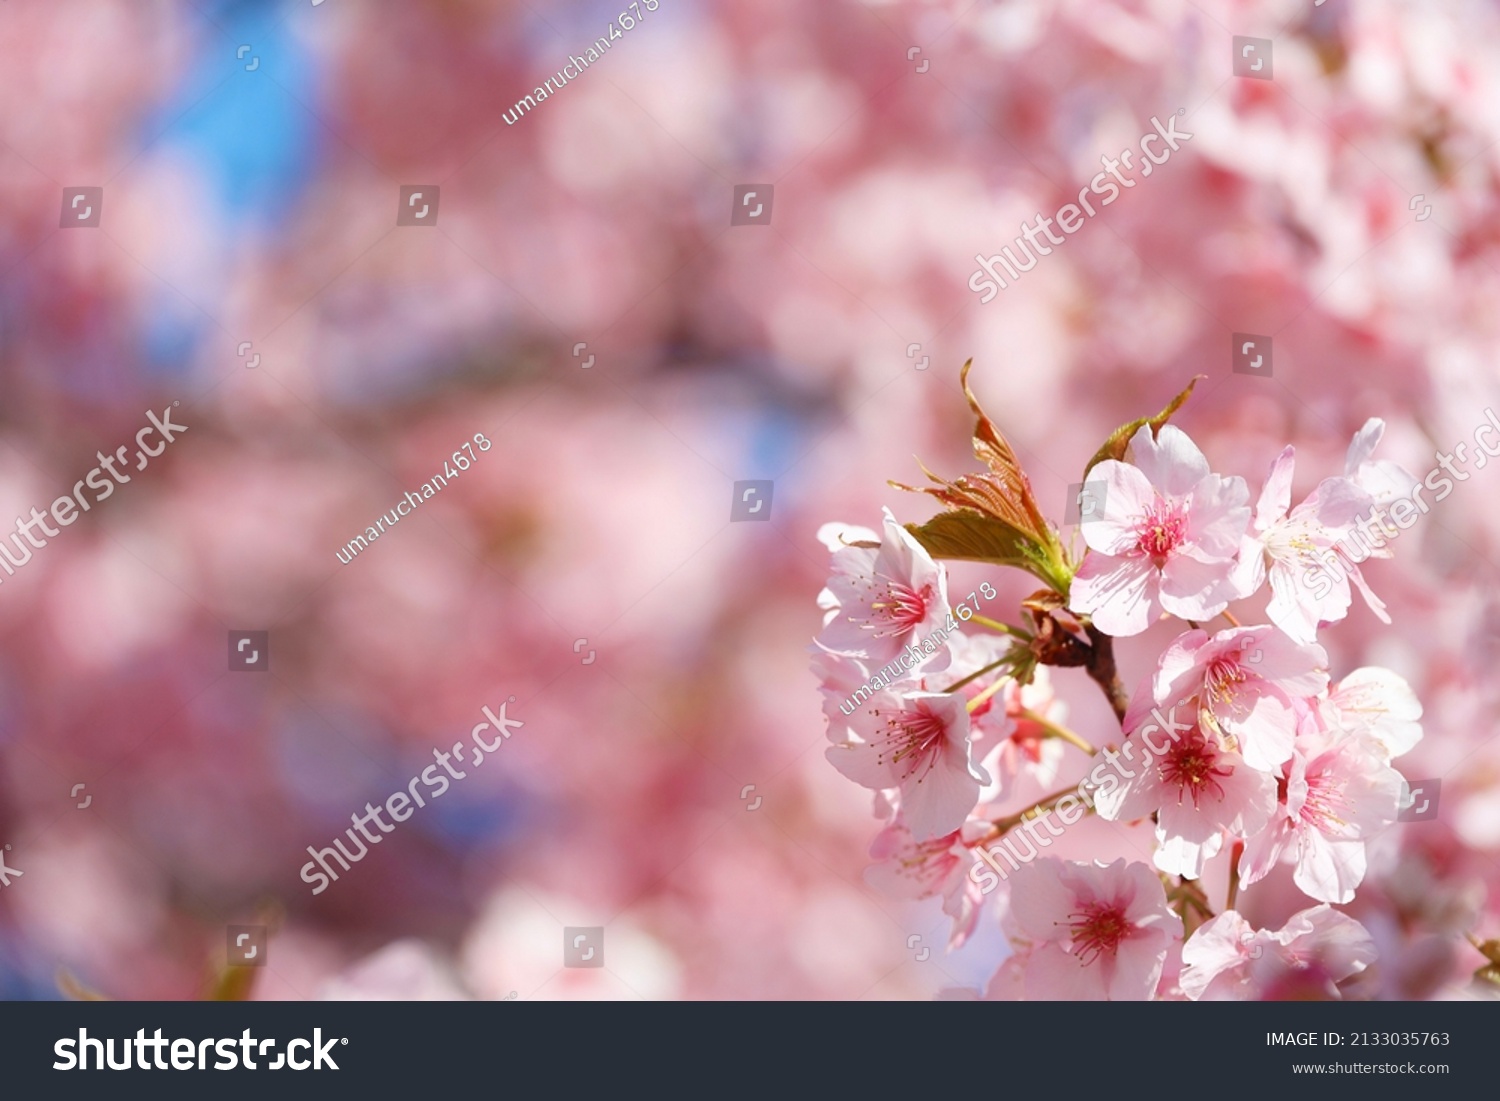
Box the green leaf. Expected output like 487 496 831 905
904 511 1071 592
894 359 1074 592
1082 375 1204 481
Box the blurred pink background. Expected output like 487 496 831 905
0 0 1497 999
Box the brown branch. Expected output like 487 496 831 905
1083 623 1130 724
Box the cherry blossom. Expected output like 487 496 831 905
816 508 953 669
1068 425 1249 637
808 647 877 740
814 355 1447 998
931 633 1069 801
1095 715 1276 880
1231 446 1375 644
1125 625 1328 771
826 690 987 840
1180 906 1377 1001
1320 666 1424 762
1004 858 1180 1001
865 819 984 949
1238 725 1407 904
1344 418 1419 511
980 667 1068 802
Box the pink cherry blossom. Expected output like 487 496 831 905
1317 420 1418 616
1068 425 1249 637
1239 726 1407 904
1320 666 1424 761
808 647 877 740
865 818 983 949
1345 418 1419 511
826 690 987 840
980 666 1068 802
1126 625 1328 771
1095 715 1276 879
1180 906 1377 1001
928 633 1069 802
1004 858 1179 1001
1231 446 1375 644
816 508 953 668
939 631 1017 743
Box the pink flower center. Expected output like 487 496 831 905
872 705 947 783
1133 502 1188 564
1157 731 1233 808
1205 657 1247 705
863 575 932 638
1298 766 1353 833
894 833 960 894
1064 900 1132 964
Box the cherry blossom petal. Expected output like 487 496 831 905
1130 424 1210 498
1070 553 1161 636
1080 459 1159 555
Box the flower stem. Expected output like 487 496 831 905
973 784 1087 843
1221 610 1241 628
1168 878 1216 937
969 614 1032 639
1226 840 1243 911
1017 709 1097 755
944 657 1009 694
966 677 1007 713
